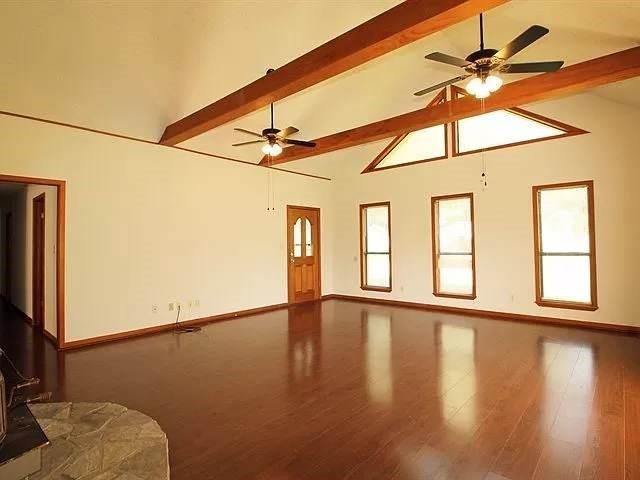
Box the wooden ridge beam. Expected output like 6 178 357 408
159 0 509 145
262 46 640 166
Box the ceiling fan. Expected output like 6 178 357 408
233 71 316 157
414 13 564 99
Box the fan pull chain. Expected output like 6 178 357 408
265 154 275 213
480 97 488 191
271 170 276 212
266 154 271 212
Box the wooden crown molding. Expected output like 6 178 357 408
160 0 509 146
0 110 330 181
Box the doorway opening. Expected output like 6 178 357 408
0 174 66 348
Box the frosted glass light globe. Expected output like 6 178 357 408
262 143 283 156
465 77 482 95
270 143 283 156
485 74 503 92
474 83 490 99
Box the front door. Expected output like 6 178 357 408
287 206 321 304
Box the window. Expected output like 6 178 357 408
362 86 587 174
451 85 587 157
360 202 391 291
362 89 448 173
431 193 476 299
293 216 314 258
293 218 302 257
305 218 312 256
533 181 597 310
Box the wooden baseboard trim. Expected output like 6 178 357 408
62 302 290 350
321 294 640 336
10 302 34 326
42 328 58 347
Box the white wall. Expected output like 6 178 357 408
2 185 59 337
330 94 640 327
0 92 637 343
0 115 334 342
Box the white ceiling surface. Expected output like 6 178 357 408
1 1 639 179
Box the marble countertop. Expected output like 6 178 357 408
29 402 169 479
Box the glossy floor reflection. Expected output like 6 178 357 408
1 299 639 479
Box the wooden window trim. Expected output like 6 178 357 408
532 180 598 311
361 89 448 174
360 202 392 292
431 193 476 300
450 85 588 158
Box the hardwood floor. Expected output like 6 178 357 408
1 299 639 479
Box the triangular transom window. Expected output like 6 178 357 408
451 85 587 156
362 86 587 174
362 89 448 173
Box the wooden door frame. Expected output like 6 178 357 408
286 205 322 304
32 193 45 328
0 174 66 348
3 212 11 300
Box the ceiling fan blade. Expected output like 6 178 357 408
501 61 564 73
234 128 264 139
278 126 300 139
414 74 470 97
425 52 471 68
232 140 264 147
281 138 316 148
494 25 549 61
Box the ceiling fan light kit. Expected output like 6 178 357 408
466 73 503 98
233 68 316 159
262 142 283 156
414 13 564 99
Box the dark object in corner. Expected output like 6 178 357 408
0 368 6 444
0 348 52 448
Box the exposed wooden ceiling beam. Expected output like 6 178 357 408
159 0 509 146
262 46 640 165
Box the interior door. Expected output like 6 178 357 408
32 194 45 328
3 213 11 300
287 206 321 304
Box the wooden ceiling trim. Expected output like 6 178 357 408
263 46 640 166
159 0 509 146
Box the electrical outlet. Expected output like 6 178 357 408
152 305 158 314
169 302 174 311
194 299 200 307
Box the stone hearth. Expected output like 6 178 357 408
29 402 169 479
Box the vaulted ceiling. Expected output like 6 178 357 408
1 0 638 178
